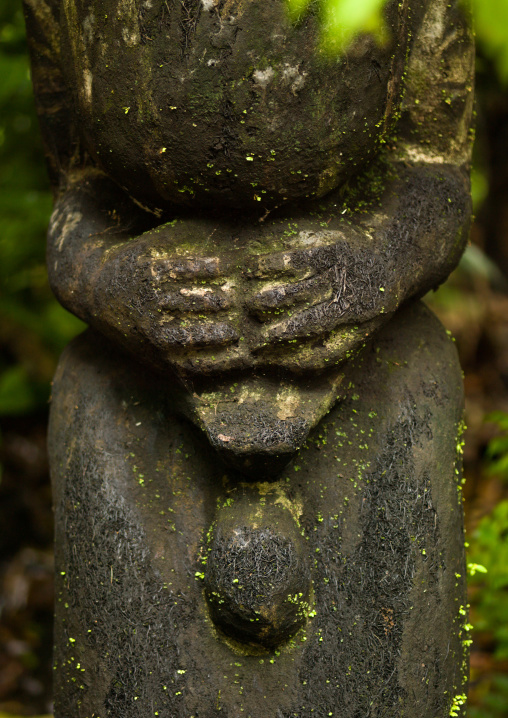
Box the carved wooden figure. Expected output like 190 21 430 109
24 0 474 715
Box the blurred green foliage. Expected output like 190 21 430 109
0 4 84 417
288 0 508 85
484 412 508 478
288 0 386 51
469 500 508 659
467 677 508 718
473 0 508 85
466 410 508 717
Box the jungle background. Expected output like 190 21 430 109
1 1 508 716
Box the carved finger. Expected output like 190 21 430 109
156 286 234 313
149 321 239 348
245 228 367 282
257 274 397 345
245 250 317 281
246 266 337 322
149 255 232 283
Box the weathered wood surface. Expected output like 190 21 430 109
23 0 474 715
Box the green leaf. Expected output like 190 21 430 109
0 365 36 415
321 0 386 52
473 0 508 85
286 0 386 51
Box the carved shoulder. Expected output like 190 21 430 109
399 0 475 167
22 0 77 188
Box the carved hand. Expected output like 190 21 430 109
47 162 470 375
